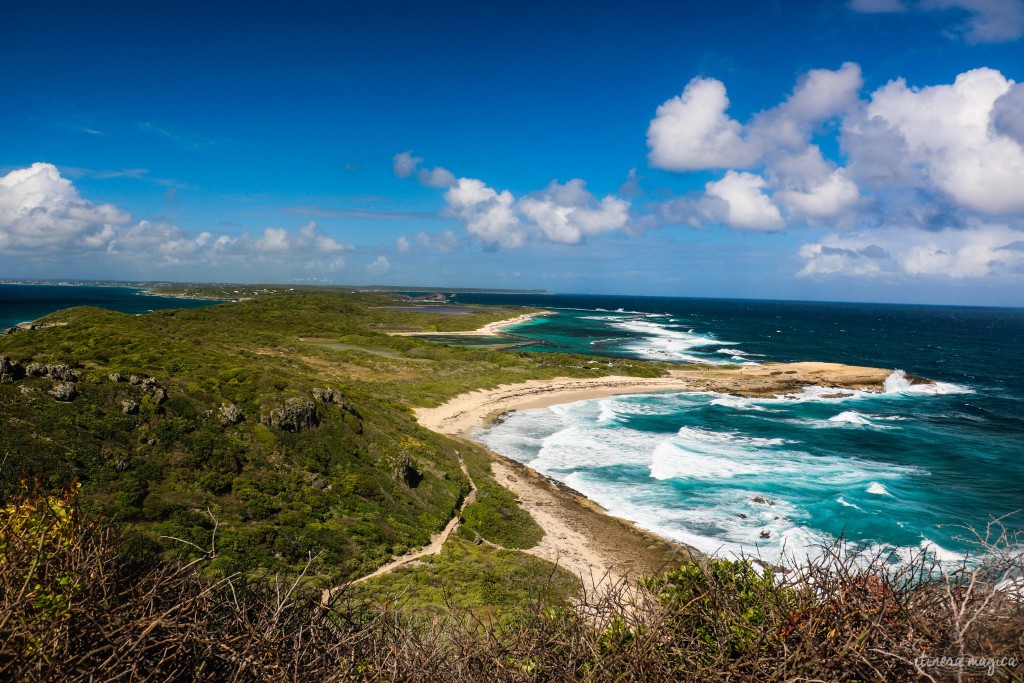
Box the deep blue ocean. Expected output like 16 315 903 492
0 283 218 331
453 293 1024 565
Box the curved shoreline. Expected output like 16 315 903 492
415 361 900 584
416 361 897 436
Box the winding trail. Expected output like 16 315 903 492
321 453 477 604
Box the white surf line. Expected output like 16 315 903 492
321 453 477 604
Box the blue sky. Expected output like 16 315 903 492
2 1 1023 305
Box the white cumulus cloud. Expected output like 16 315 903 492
0 162 131 252
992 82 1024 147
444 178 526 249
397 157 634 249
703 171 784 230
393 150 456 188
775 170 860 220
366 255 391 273
751 63 863 151
647 78 761 171
649 64 865 227
392 151 422 179
517 180 630 244
648 63 863 172
652 64 1024 239
857 68 1024 214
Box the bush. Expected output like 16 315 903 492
4 486 1022 682
647 559 788 661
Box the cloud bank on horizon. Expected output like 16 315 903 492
0 163 351 276
1 0 1023 301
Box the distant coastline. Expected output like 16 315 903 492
0 282 224 332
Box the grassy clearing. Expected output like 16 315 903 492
459 444 545 550
351 538 579 626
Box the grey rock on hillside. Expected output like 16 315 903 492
48 381 78 402
261 398 319 432
0 355 25 382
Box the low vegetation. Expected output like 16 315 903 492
2 486 1020 681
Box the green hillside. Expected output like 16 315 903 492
0 291 654 581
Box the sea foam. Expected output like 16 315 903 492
829 410 873 425
884 369 972 395
823 410 898 429
609 317 730 364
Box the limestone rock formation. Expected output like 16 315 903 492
48 381 78 401
312 387 361 418
218 402 244 426
394 450 423 488
47 364 80 382
312 387 335 403
132 377 167 405
25 363 80 381
261 398 319 432
25 363 47 377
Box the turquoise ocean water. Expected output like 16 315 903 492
451 294 1024 565
0 283 219 330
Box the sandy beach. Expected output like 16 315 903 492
417 361 898 436
390 310 552 337
417 361 902 584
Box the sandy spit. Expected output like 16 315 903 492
390 310 552 337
